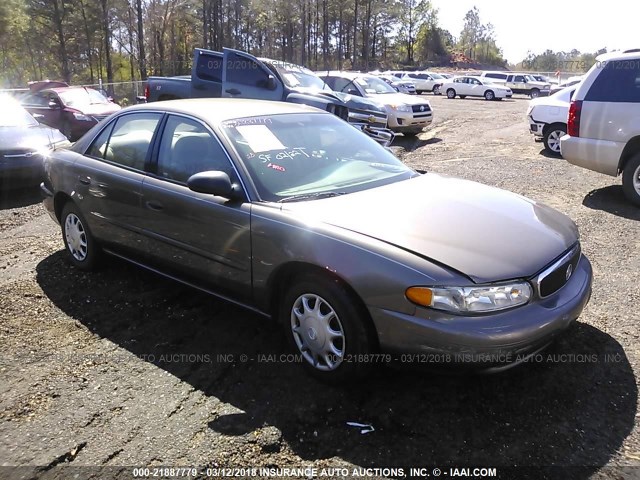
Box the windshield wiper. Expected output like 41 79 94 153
278 191 345 203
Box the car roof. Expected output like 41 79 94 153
596 50 640 61
319 71 370 79
117 98 322 123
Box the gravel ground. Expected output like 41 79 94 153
1 95 639 480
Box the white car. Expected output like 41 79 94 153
400 71 445 95
376 74 416 94
442 76 513 101
560 49 640 205
527 87 576 155
318 71 432 136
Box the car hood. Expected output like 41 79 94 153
0 124 68 150
332 92 388 115
67 103 121 115
365 92 430 106
281 174 578 283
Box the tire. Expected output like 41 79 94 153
484 90 495 101
459 95 466 99
447 88 456 99
61 202 101 270
432 85 440 95
622 152 640 206
530 88 540 99
543 123 566 155
61 120 73 141
280 273 376 383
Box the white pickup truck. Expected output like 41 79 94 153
480 72 551 98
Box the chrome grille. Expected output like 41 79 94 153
534 244 581 298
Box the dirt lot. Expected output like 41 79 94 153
1 95 640 480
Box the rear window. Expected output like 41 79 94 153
485 73 506 80
585 60 640 102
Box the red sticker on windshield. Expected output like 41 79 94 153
267 163 286 172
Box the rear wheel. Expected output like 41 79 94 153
543 123 566 155
432 85 441 95
447 89 456 99
459 95 466 99
622 152 640 206
280 273 376 383
484 90 495 101
61 202 101 270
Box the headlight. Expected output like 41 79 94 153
406 282 532 314
389 104 412 112
73 112 93 121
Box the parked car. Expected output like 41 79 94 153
0 95 69 188
145 48 391 145
560 50 640 205
530 74 558 85
400 71 445 95
375 74 417 95
41 99 592 381
527 87 576 155
21 86 121 141
318 71 433 136
442 76 512 101
550 76 583 95
480 72 551 98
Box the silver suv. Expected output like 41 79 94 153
560 50 640 205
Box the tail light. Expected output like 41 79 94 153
144 83 150 100
568 100 582 137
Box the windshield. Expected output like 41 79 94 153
58 88 111 107
221 113 416 202
354 76 397 94
0 99 38 127
267 61 330 91
524 75 538 82
429 73 444 79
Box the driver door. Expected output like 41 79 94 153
221 48 284 101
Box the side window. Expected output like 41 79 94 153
99 113 162 170
157 115 236 184
86 122 116 159
225 52 271 88
333 77 357 94
585 60 640 103
22 93 48 107
322 77 336 89
514 75 525 82
195 53 223 83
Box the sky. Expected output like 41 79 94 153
429 0 640 64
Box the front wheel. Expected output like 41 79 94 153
484 90 495 101
61 202 101 270
530 89 540 99
622 152 640 206
281 273 376 383
447 88 456 99
543 123 566 155
432 85 441 95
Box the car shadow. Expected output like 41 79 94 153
538 148 563 159
36 251 637 470
582 185 640 221
393 136 441 153
0 185 42 210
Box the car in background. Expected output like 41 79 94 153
530 74 558 85
41 98 592 381
560 49 640 205
400 71 445 95
318 71 432 136
21 86 121 141
550 76 583 95
480 72 551 98
0 95 69 188
375 74 416 95
527 87 576 155
442 76 512 101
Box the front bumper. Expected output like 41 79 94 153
369 253 592 370
0 155 45 187
388 111 433 132
528 115 545 138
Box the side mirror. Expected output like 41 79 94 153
48 100 60 109
347 88 359 96
187 171 238 199
267 74 277 91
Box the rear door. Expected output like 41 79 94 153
21 90 63 129
221 48 284 101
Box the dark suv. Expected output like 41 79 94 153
21 86 121 141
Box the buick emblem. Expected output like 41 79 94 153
565 264 573 281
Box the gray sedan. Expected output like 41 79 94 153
41 99 592 382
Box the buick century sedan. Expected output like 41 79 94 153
41 99 592 382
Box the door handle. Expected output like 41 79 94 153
78 177 91 185
145 200 164 211
225 88 241 95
